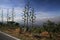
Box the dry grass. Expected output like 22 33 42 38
0 27 60 40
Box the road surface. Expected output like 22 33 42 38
0 31 20 40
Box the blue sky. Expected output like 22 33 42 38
0 0 60 22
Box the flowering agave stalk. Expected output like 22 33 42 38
7 9 9 24
22 0 31 31
1 9 3 24
23 1 30 28
12 8 14 22
30 8 36 28
23 6 27 27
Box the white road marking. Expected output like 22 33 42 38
0 31 20 40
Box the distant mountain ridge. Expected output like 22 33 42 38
35 16 60 26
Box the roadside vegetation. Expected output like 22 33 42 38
0 20 60 40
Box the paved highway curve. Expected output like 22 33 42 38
0 31 20 40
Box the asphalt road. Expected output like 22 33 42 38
0 31 20 40
0 33 16 40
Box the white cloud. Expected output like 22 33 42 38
36 11 50 19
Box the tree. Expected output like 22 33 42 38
43 20 56 39
55 22 60 33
